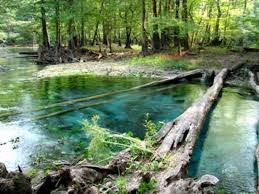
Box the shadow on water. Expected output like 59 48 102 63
188 87 259 193
187 91 222 177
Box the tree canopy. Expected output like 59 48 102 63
0 0 258 50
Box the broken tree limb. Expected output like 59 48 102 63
0 69 204 119
155 68 228 158
248 70 259 94
34 150 131 194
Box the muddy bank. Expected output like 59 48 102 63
35 61 181 79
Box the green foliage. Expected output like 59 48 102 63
125 54 199 70
83 115 153 164
218 187 226 194
26 168 38 178
1 0 258 48
137 178 157 194
116 177 127 194
143 113 161 147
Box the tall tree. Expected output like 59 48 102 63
152 0 160 51
40 0 50 48
182 0 189 49
54 0 61 50
141 0 148 55
212 0 222 45
174 0 181 53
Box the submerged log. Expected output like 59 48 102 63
19 52 38 55
0 69 205 120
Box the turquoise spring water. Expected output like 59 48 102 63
0 48 205 170
0 48 258 192
188 87 259 193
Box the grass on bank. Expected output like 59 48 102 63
124 54 199 71
121 46 233 71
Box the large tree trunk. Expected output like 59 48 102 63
80 2 85 47
152 0 161 51
40 0 50 49
202 3 213 45
141 0 148 55
211 0 222 45
174 0 181 54
55 0 61 50
182 0 189 50
125 26 132 49
91 0 104 46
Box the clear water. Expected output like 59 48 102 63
188 87 259 193
0 48 206 170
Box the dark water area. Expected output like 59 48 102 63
0 48 206 170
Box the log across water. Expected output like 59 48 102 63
156 68 228 157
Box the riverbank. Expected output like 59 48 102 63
35 47 259 80
35 61 181 79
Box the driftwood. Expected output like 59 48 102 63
0 69 205 120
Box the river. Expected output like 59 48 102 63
0 48 205 170
0 47 258 193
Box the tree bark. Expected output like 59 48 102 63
182 0 189 50
141 0 148 55
174 0 181 53
40 0 50 49
212 0 222 45
125 26 132 49
152 0 161 51
55 0 61 50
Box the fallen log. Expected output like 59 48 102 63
0 69 205 119
249 71 259 94
155 68 228 158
